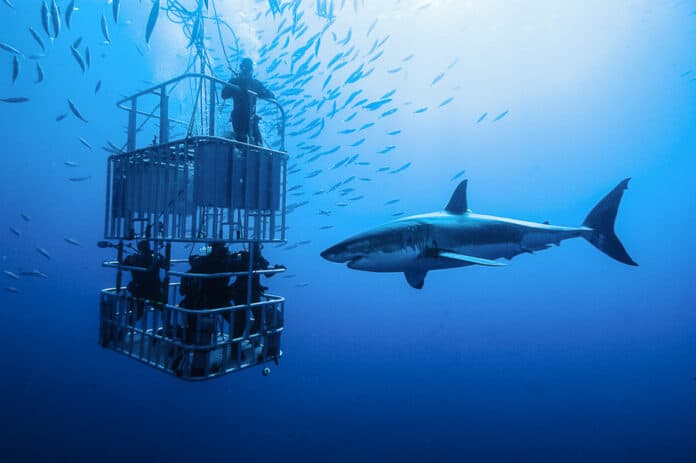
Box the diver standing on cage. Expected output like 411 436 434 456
221 58 275 146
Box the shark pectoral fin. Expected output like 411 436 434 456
404 270 427 289
437 251 506 267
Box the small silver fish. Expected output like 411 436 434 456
112 0 120 24
94 80 102 94
78 137 91 150
0 97 29 103
20 213 30 222
40 1 51 38
67 99 88 122
20 269 48 279
6 286 21 294
145 0 160 45
12 55 19 84
65 0 74 30
68 175 91 182
70 46 85 72
35 62 44 83
64 161 79 167
49 0 61 38
3 270 20 280
295 282 309 288
28 28 45 52
100 14 111 44
9 227 20 236
367 19 377 37
430 72 445 85
36 247 51 260
0 42 22 55
390 162 412 174
64 237 81 247
451 170 466 181
2 0 15 10
105 140 121 151
494 110 509 122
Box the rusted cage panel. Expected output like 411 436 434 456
105 137 287 243
99 289 284 381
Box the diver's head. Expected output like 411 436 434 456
137 240 151 253
240 58 254 79
210 241 228 256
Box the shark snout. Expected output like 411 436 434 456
320 245 346 263
321 241 365 265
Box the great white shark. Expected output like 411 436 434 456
320 179 637 289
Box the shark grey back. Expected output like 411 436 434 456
320 179 637 289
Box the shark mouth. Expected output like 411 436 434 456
346 256 365 269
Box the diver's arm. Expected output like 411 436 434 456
268 264 285 278
221 79 239 99
252 80 275 100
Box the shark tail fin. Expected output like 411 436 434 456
581 178 637 266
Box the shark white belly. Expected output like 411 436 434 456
321 179 637 289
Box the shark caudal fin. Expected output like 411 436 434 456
582 178 637 266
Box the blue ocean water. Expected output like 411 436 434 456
1 1 695 461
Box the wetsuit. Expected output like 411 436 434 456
222 76 275 145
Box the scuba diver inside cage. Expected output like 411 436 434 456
173 242 285 374
221 58 276 146
178 242 285 338
122 240 165 325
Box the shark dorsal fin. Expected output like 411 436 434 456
445 179 469 214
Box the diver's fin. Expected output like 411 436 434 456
438 251 506 267
445 179 470 214
404 270 427 289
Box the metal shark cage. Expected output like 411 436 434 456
98 73 288 380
